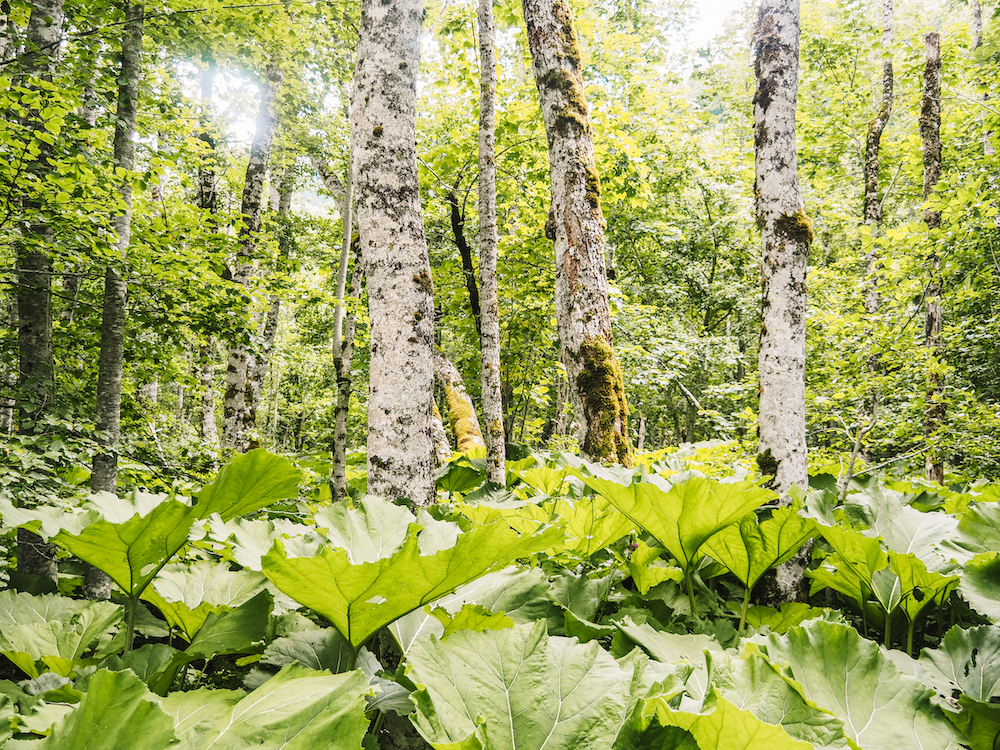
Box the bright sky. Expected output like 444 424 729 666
688 0 747 48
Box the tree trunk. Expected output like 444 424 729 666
753 0 812 606
433 348 485 454
15 0 66 586
478 0 506 484
921 32 944 484
448 185 482 334
1 296 15 434
88 0 143 601
636 413 646 451
522 0 631 467
200 338 219 449
862 0 892 316
0 2 12 62
431 402 452 465
222 62 282 452
351 0 436 509
245 168 294 445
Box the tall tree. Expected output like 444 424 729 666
921 31 944 484
478 0 506 484
862 0 893 315
753 0 812 604
350 0 436 508
15 0 66 585
222 62 283 451
89 0 144 600
753 0 811 496
522 0 632 467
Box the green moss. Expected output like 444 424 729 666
584 164 601 209
443 382 484 453
756 449 778 485
574 334 632 467
540 69 588 137
774 209 815 246
552 0 582 69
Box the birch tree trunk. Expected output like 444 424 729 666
311 154 360 503
222 62 282 452
245 168 294 444
753 0 812 606
431 403 452 465
0 3 12 62
15 0 65 586
88 0 143 600
1 298 15 434
522 0 631 467
478 0 506 484
921 32 944 484
863 0 893 315
351 0 436 508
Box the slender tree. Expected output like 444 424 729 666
921 31 944 484
222 62 283 451
350 0 436 508
478 0 506 483
15 0 66 585
522 0 632 466
434 347 486 453
753 0 812 604
88 0 143 600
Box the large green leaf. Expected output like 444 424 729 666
192 449 301 522
262 496 562 647
141 559 269 640
923 625 1000 702
161 663 369 750
702 505 815 590
955 502 1000 555
948 696 1000 750
0 591 122 678
36 669 176 749
959 553 1000 621
584 475 773 574
182 589 271 659
760 621 964 749
409 621 642 750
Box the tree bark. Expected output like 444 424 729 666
88 0 143 601
199 338 219 449
351 0 436 508
0 1 12 62
15 0 66 586
1 296 15 434
478 0 506 484
431 402 452 465
862 0 893 316
522 0 632 467
921 32 944 484
245 168 294 444
222 62 282 452
753 0 812 606
448 186 482 334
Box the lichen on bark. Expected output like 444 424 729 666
774 209 814 246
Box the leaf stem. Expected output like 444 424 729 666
906 618 916 657
124 594 138 653
739 585 752 633
685 570 699 622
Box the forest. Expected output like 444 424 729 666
1 0 1000 746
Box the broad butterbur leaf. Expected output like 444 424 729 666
409 621 642 750
161 663 369 750
263 495 562 647
36 669 176 749
922 625 1000 702
760 621 964 749
960 553 1000 622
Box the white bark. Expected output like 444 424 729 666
478 0 506 484
523 0 631 466
351 0 435 507
222 62 282 451
754 0 810 498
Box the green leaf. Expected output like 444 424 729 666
141 559 269 640
741 603 828 634
161 664 369 750
193 449 301 522
584 475 773 574
101 643 181 694
614 618 721 703
36 669 176 749
760 621 964 749
959 552 1000 621
0 591 121 678
263 496 562 647
409 621 642 750
183 589 271 660
703 505 815 590
628 541 684 595
923 625 1000 702
955 502 1000 555
259 628 354 673
429 604 514 637
947 696 1000 750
